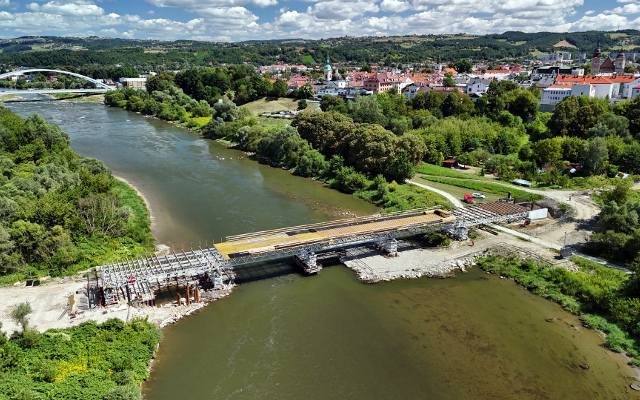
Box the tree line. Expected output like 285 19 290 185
0 30 633 68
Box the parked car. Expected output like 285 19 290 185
463 193 474 204
472 192 486 199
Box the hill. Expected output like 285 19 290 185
0 30 638 69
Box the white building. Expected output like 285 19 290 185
119 77 147 89
540 85 572 107
466 78 491 95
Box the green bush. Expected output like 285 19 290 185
0 319 159 400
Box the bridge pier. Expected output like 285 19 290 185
376 238 399 257
294 250 322 275
445 225 469 241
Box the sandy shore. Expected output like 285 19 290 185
0 174 205 335
0 274 234 335
114 175 155 229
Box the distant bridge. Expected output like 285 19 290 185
1 88 110 96
0 68 116 93
93 203 530 306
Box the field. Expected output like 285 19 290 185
419 176 541 201
414 164 541 201
49 93 105 103
415 163 481 179
241 97 320 115
241 97 301 115
412 176 502 203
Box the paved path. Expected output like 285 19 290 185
406 179 464 208
406 178 630 272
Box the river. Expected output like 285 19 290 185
7 100 639 400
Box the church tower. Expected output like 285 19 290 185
323 56 333 81
592 46 601 75
615 52 626 74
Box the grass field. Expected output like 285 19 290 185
242 97 300 115
49 93 105 103
241 97 320 115
419 176 542 201
415 163 481 179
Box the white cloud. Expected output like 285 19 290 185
310 0 379 20
570 13 629 32
0 0 639 42
146 0 276 8
27 1 105 17
610 3 640 14
380 0 410 13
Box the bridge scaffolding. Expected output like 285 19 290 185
93 203 530 306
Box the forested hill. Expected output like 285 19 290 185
0 30 638 69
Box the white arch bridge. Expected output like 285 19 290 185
0 68 116 94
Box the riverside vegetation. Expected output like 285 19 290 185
0 107 154 284
478 254 640 366
104 71 449 212
0 318 160 400
0 107 159 400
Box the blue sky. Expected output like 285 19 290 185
0 0 637 42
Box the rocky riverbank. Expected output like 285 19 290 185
343 246 486 283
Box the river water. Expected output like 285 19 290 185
7 100 639 400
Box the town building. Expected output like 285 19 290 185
591 47 625 75
324 57 333 81
466 77 491 96
119 77 147 89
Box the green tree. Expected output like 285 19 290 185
582 137 609 174
270 80 288 98
441 92 474 117
145 72 175 93
548 96 609 138
452 59 472 73
320 95 347 113
443 73 455 87
10 302 32 333
532 137 563 166
348 96 386 125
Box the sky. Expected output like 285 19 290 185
0 0 638 42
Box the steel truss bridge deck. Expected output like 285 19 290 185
95 202 530 304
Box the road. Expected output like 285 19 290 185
406 177 630 272
406 179 464 208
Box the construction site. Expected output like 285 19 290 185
90 201 533 308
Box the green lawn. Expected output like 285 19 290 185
257 116 292 126
415 163 482 179
417 175 542 201
241 97 301 115
241 97 320 116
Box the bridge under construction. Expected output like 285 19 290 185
93 202 530 306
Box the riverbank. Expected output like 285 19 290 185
103 97 450 213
